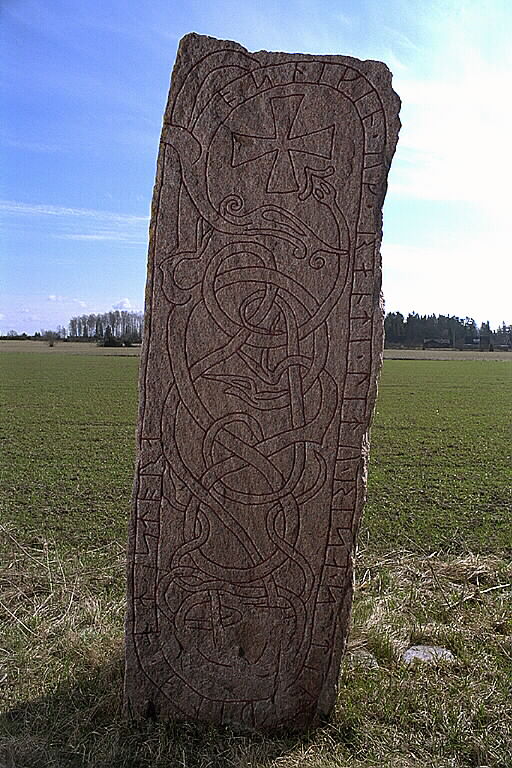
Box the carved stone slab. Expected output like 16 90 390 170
125 33 400 730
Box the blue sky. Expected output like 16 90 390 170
1 0 510 334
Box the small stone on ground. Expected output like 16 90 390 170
402 645 456 664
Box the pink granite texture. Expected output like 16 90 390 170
125 33 400 730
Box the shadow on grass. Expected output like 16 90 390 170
0 651 318 768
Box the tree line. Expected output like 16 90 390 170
1 311 144 345
66 310 144 345
384 313 511 348
2 311 511 349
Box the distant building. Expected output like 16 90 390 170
422 338 452 349
479 333 491 351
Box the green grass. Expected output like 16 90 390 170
0 350 511 767
0 352 138 549
2 352 510 554
366 360 512 554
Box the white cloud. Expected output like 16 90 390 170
0 199 149 248
47 294 66 303
0 200 148 223
19 308 40 322
334 11 353 26
113 298 132 310
382 49 407 73
382 242 510 327
390 2 512 216
382 25 421 54
57 232 147 244
47 295 87 308
390 71 512 211
381 1 512 326
0 136 68 153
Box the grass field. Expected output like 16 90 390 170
0 348 511 767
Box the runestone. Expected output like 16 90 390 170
125 33 400 730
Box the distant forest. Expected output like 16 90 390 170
3 311 511 349
66 310 144 345
9 311 146 346
384 313 511 349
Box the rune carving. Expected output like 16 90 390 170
124 33 400 730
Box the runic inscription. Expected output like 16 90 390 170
125 34 400 730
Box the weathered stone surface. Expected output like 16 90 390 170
125 33 400 730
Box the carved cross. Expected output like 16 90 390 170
232 94 334 194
